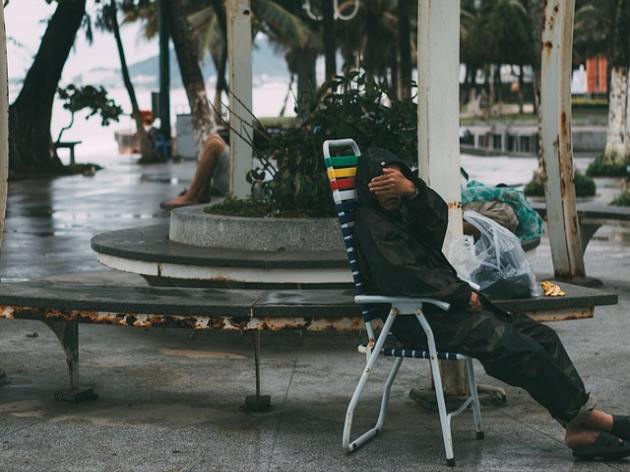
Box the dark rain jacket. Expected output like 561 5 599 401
353 147 473 310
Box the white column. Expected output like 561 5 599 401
540 0 584 279
417 0 467 396
418 0 462 256
0 2 8 249
227 0 253 199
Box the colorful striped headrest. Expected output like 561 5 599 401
323 140 365 298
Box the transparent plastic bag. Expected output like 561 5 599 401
446 234 480 282
463 210 540 299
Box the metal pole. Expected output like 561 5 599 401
158 0 171 141
417 0 467 396
244 331 271 412
227 0 253 198
254 331 261 399
540 0 585 280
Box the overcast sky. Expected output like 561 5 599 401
5 0 158 82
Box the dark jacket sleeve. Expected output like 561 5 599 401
403 177 449 250
355 213 472 309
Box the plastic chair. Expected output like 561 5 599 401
323 138 483 467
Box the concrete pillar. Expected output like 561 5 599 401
417 0 467 396
540 0 585 279
227 0 253 198
0 1 7 249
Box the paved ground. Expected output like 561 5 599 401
1 157 630 471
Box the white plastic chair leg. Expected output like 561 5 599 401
417 313 455 467
375 357 403 431
465 358 484 439
343 310 398 453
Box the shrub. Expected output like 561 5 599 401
611 190 630 206
524 171 596 197
205 198 271 217
523 174 544 196
245 70 418 217
586 153 630 177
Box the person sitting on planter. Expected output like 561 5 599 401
161 132 229 210
353 146 630 460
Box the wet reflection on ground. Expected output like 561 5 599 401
0 158 196 280
0 153 627 281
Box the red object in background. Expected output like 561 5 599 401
586 56 607 94
140 110 154 126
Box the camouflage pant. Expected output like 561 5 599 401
390 303 590 424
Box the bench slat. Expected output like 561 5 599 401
0 281 617 326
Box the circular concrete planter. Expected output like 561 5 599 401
169 205 344 252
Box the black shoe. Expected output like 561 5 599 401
612 415 630 441
572 432 630 460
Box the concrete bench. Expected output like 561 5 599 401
529 201 630 253
0 280 617 405
91 224 541 289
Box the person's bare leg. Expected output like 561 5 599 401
163 137 225 209
565 410 615 448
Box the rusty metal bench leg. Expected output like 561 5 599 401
244 331 271 412
43 320 98 402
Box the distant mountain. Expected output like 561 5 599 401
71 38 290 90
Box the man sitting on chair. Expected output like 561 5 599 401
353 147 630 460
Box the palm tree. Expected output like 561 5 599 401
338 0 398 88
9 0 87 175
168 0 215 148
187 0 227 124
124 0 215 148
461 0 532 111
188 0 318 117
101 0 158 163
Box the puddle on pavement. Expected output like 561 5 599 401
52 211 159 221
140 175 185 185
160 348 247 360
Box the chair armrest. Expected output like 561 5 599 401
354 295 450 312
461 279 481 291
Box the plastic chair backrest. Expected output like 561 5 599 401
323 139 375 321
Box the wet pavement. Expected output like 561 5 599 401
0 157 194 281
1 155 630 471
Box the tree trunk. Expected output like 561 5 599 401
109 0 157 163
487 64 495 110
167 0 214 150
8 0 86 176
532 66 542 159
389 47 398 97
210 0 228 125
364 9 379 89
397 0 412 99
295 48 317 114
461 64 473 106
495 63 503 107
604 0 630 163
322 0 336 80
517 64 525 114
604 66 630 163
